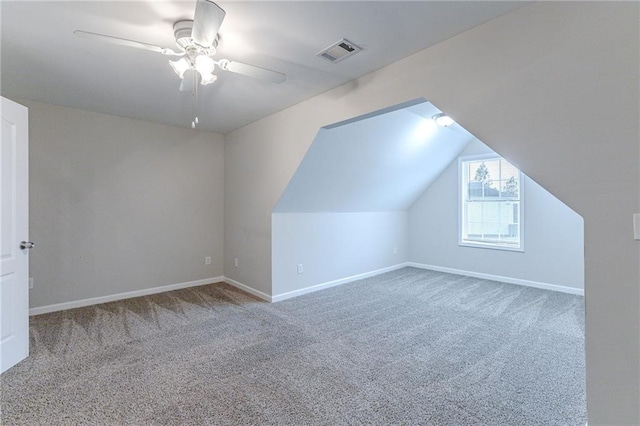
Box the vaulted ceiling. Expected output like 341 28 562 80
1 1 527 134
274 100 475 213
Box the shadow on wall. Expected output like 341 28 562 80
271 99 584 300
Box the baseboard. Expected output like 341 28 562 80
223 277 272 302
271 263 409 303
29 276 225 316
28 263 582 315
407 262 584 296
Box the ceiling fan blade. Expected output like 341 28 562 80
74 30 181 56
218 60 286 84
192 0 226 48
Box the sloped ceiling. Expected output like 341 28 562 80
274 100 475 213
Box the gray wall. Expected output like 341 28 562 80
409 139 584 291
27 101 225 308
272 212 408 297
223 3 639 423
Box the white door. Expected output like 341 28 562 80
1 97 30 374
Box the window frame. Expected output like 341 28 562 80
458 154 525 252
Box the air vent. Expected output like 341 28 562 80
317 39 362 63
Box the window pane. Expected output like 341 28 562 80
501 161 519 180
469 160 492 187
483 180 500 199
465 202 481 221
482 202 499 223
475 223 499 240
468 181 485 200
484 159 500 182
467 222 483 238
499 178 519 199
467 161 486 179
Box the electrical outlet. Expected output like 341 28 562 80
297 263 304 274
234 258 239 268
393 247 398 255
29 277 34 289
205 256 211 265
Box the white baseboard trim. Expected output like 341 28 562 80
29 276 225 316
28 263 582 315
271 263 409 303
407 262 584 296
223 277 272 302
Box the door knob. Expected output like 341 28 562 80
20 241 34 250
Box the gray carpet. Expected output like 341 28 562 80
1 267 586 425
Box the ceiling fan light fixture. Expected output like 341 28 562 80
200 73 218 85
74 0 286 127
169 57 190 78
195 55 215 75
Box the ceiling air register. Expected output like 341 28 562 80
317 39 362 63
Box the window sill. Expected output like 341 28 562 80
459 241 524 253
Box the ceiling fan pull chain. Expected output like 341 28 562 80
195 74 198 120
191 91 196 128
191 74 199 128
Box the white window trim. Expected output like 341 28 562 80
458 153 525 252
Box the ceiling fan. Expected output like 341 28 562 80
74 0 285 126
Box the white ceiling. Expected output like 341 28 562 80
1 1 527 134
274 100 474 213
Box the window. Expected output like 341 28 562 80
459 155 523 251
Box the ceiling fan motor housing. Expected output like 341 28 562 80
173 20 218 53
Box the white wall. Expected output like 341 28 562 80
272 212 408 298
27 101 225 309
270 100 467 300
224 3 639 423
409 139 584 292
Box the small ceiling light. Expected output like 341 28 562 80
195 55 215 75
433 113 455 127
196 55 217 85
200 72 218 85
169 57 190 78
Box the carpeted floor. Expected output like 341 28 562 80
1 267 586 425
